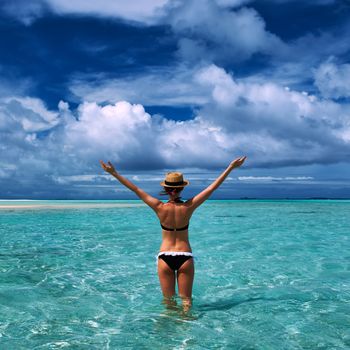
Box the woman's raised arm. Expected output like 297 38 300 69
99 160 162 212
186 156 247 210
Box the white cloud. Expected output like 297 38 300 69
1 96 237 185
45 0 168 24
1 0 169 25
2 96 60 132
194 65 242 105
164 0 284 63
62 101 162 167
196 65 350 166
69 63 350 168
0 97 62 178
243 22 350 94
51 174 110 184
238 176 314 182
314 60 350 99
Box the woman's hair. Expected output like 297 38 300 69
159 186 184 196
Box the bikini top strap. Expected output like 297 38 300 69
160 223 189 231
167 198 184 203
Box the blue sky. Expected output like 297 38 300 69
1 0 350 199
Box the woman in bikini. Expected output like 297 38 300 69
99 156 247 310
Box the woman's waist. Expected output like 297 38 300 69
159 241 192 252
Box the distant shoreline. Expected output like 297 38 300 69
0 201 146 210
0 198 349 210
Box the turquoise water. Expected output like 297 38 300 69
0 200 349 349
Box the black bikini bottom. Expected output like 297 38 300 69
157 252 193 271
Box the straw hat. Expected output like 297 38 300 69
160 172 190 187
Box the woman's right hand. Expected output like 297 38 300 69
230 156 247 169
99 160 116 174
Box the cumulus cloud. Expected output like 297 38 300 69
2 64 350 187
62 101 164 170
314 59 350 99
195 65 350 165
164 0 284 63
2 60 350 198
70 63 350 168
0 95 236 188
63 99 238 169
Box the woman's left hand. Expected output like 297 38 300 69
99 160 116 174
230 156 247 169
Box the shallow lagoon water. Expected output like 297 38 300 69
0 200 349 349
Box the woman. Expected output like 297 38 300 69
99 156 247 310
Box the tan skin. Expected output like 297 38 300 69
99 156 247 311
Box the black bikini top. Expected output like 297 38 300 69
160 198 189 231
160 223 189 231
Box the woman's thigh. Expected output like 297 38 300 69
157 258 176 297
176 258 194 298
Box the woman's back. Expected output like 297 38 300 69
157 200 193 230
156 200 194 252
